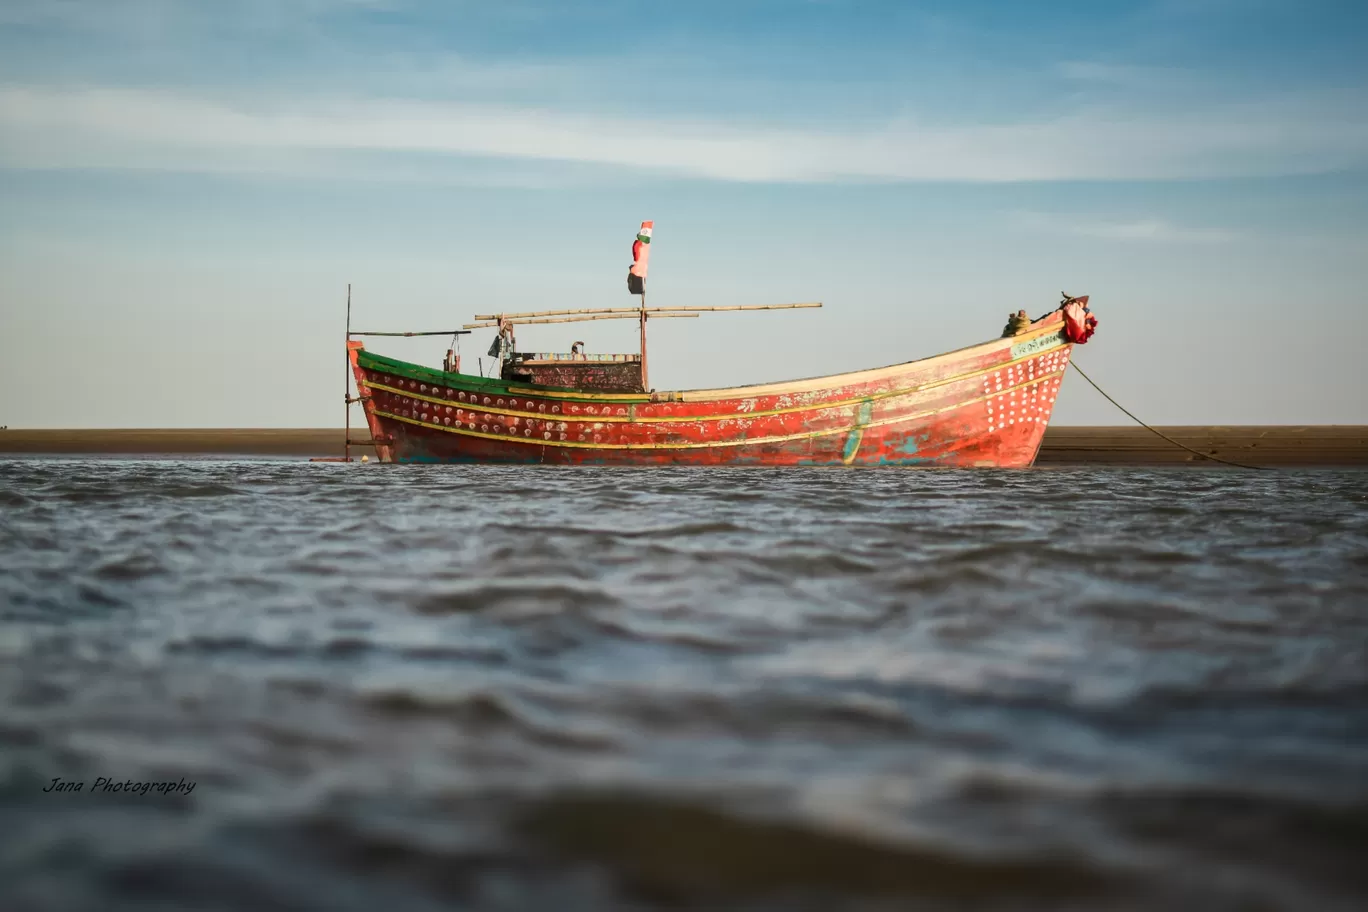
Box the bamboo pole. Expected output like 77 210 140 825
351 330 473 337
639 291 648 391
641 303 822 312
474 307 644 320
344 284 350 464
462 313 701 329
471 302 822 320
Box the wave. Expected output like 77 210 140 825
357 688 616 751
411 581 622 617
514 790 1123 903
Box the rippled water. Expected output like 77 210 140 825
2 458 1367 912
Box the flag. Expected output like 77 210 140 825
627 220 652 295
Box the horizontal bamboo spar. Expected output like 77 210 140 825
471 302 823 320
351 330 473 337
644 303 823 312
462 313 702 329
474 307 645 320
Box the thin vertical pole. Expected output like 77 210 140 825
344 283 351 463
639 291 648 391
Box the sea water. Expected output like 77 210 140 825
2 459 1366 911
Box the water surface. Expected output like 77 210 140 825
2 460 1366 911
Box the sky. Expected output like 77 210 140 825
1 0 1366 429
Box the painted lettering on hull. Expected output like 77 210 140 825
1010 330 1067 359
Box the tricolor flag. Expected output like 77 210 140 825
627 220 652 295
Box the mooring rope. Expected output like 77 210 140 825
1069 361 1269 470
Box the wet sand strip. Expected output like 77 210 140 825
0 427 1364 466
1036 426 1368 466
0 429 369 459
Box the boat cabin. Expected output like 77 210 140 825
501 350 645 393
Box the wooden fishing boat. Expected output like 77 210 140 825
340 223 1098 467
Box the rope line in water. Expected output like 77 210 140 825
1068 361 1269 471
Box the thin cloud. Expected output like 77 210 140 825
1056 61 1194 89
0 0 394 28
1010 211 1239 243
2 85 1366 183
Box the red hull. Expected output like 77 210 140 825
349 313 1076 467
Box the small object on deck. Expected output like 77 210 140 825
1002 310 1031 337
1062 297 1098 344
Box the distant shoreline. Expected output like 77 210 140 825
0 427 1364 466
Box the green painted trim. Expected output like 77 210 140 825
357 349 651 404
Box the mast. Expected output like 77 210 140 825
640 289 648 390
630 220 652 390
459 223 821 390
344 283 351 464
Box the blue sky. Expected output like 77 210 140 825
1 0 1365 428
